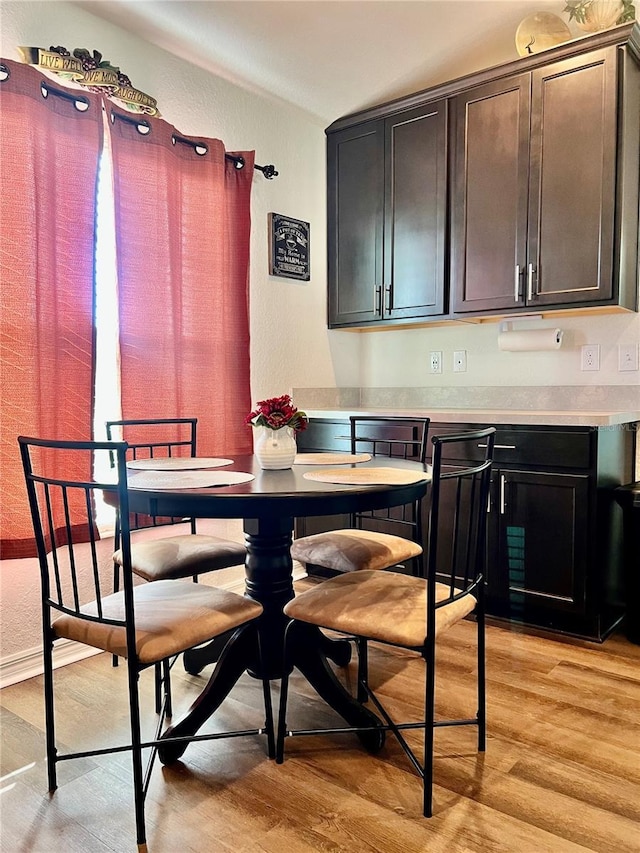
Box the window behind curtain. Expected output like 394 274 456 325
108 106 254 457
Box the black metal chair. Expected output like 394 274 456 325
291 416 430 577
276 427 496 817
18 436 274 851
106 418 246 585
106 418 248 705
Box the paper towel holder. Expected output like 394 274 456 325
499 314 543 334
497 314 564 351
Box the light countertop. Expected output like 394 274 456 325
305 408 640 428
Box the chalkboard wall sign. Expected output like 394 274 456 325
268 213 310 281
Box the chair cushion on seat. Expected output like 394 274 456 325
52 580 262 664
290 529 422 573
284 570 476 648
113 534 246 580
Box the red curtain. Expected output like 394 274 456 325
108 106 253 456
0 60 102 559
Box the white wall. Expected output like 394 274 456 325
361 312 640 390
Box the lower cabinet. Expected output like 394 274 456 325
296 417 636 641
488 469 591 634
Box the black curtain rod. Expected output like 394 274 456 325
171 131 279 179
225 153 278 180
106 112 278 178
23 80 279 178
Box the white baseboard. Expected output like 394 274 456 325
0 566 308 689
0 641 102 689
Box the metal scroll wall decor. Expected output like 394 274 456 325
19 45 160 116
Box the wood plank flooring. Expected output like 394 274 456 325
2 580 639 852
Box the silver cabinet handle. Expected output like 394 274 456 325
374 285 382 315
384 285 392 314
500 474 506 514
514 264 521 302
478 443 516 450
527 262 536 301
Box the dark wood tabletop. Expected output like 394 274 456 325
124 452 429 520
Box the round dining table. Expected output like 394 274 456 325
123 452 430 764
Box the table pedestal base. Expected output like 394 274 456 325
288 623 385 753
159 514 381 764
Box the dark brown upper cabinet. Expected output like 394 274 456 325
327 121 384 326
327 101 447 328
326 23 639 327
451 45 639 315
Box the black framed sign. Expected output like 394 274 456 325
268 213 310 281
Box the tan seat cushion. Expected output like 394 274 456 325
290 529 422 573
53 580 262 665
113 534 246 581
283 570 476 648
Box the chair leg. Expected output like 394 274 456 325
256 629 275 759
154 663 162 715
112 558 120 670
477 597 486 752
423 639 436 818
164 659 173 718
126 658 147 849
276 620 296 764
356 637 368 704
42 631 58 792
154 659 173 717
112 520 121 670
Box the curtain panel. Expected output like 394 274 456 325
108 106 254 457
0 59 102 559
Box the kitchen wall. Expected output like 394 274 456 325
357 311 640 410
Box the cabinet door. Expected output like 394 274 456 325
384 102 447 319
450 75 531 314
491 470 590 627
327 122 384 326
528 48 617 306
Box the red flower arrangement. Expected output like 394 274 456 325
245 394 308 433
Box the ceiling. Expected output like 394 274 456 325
73 1 582 124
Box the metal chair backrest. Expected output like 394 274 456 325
426 427 496 623
349 416 429 463
18 436 136 640
348 416 430 551
105 417 197 462
105 418 198 533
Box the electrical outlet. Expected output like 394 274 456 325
429 351 442 374
580 344 600 371
453 350 467 373
618 343 639 372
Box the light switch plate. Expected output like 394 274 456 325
453 350 467 373
618 343 639 371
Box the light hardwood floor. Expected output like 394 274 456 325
2 581 640 853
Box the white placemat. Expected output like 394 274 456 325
126 457 233 471
303 467 432 486
294 452 372 465
129 470 254 490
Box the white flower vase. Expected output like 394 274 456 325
253 426 297 470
